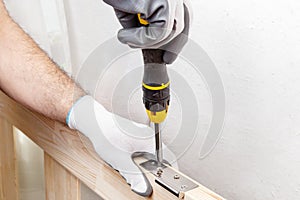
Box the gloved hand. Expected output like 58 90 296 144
103 0 192 64
67 95 177 196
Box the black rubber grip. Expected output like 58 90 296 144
142 49 165 64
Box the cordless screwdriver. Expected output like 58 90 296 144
142 49 170 165
138 14 170 166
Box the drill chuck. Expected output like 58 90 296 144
143 82 170 123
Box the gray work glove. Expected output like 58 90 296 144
103 0 192 64
67 96 177 196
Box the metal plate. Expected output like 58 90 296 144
140 160 199 198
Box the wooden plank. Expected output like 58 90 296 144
0 90 225 200
44 153 80 200
0 118 18 200
185 182 224 200
185 187 220 200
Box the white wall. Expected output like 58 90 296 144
5 0 300 199
187 1 300 199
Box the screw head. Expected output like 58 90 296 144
156 167 163 177
181 185 187 190
174 174 180 179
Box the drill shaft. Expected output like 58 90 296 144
154 123 163 165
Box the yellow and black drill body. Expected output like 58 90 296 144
142 49 170 124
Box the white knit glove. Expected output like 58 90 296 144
67 95 177 196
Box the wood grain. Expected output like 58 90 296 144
0 90 225 200
0 118 18 200
185 188 220 200
44 153 80 200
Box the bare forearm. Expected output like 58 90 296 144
0 4 85 123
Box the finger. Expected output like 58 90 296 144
117 2 174 47
114 9 139 28
120 155 153 196
117 3 186 51
163 4 190 64
117 25 171 48
120 172 153 196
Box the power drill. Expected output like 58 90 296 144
142 49 170 165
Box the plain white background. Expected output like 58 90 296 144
5 0 300 199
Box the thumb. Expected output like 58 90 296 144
118 156 153 196
120 172 153 196
117 26 169 48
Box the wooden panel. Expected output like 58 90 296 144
44 153 80 200
0 90 225 200
0 118 18 200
